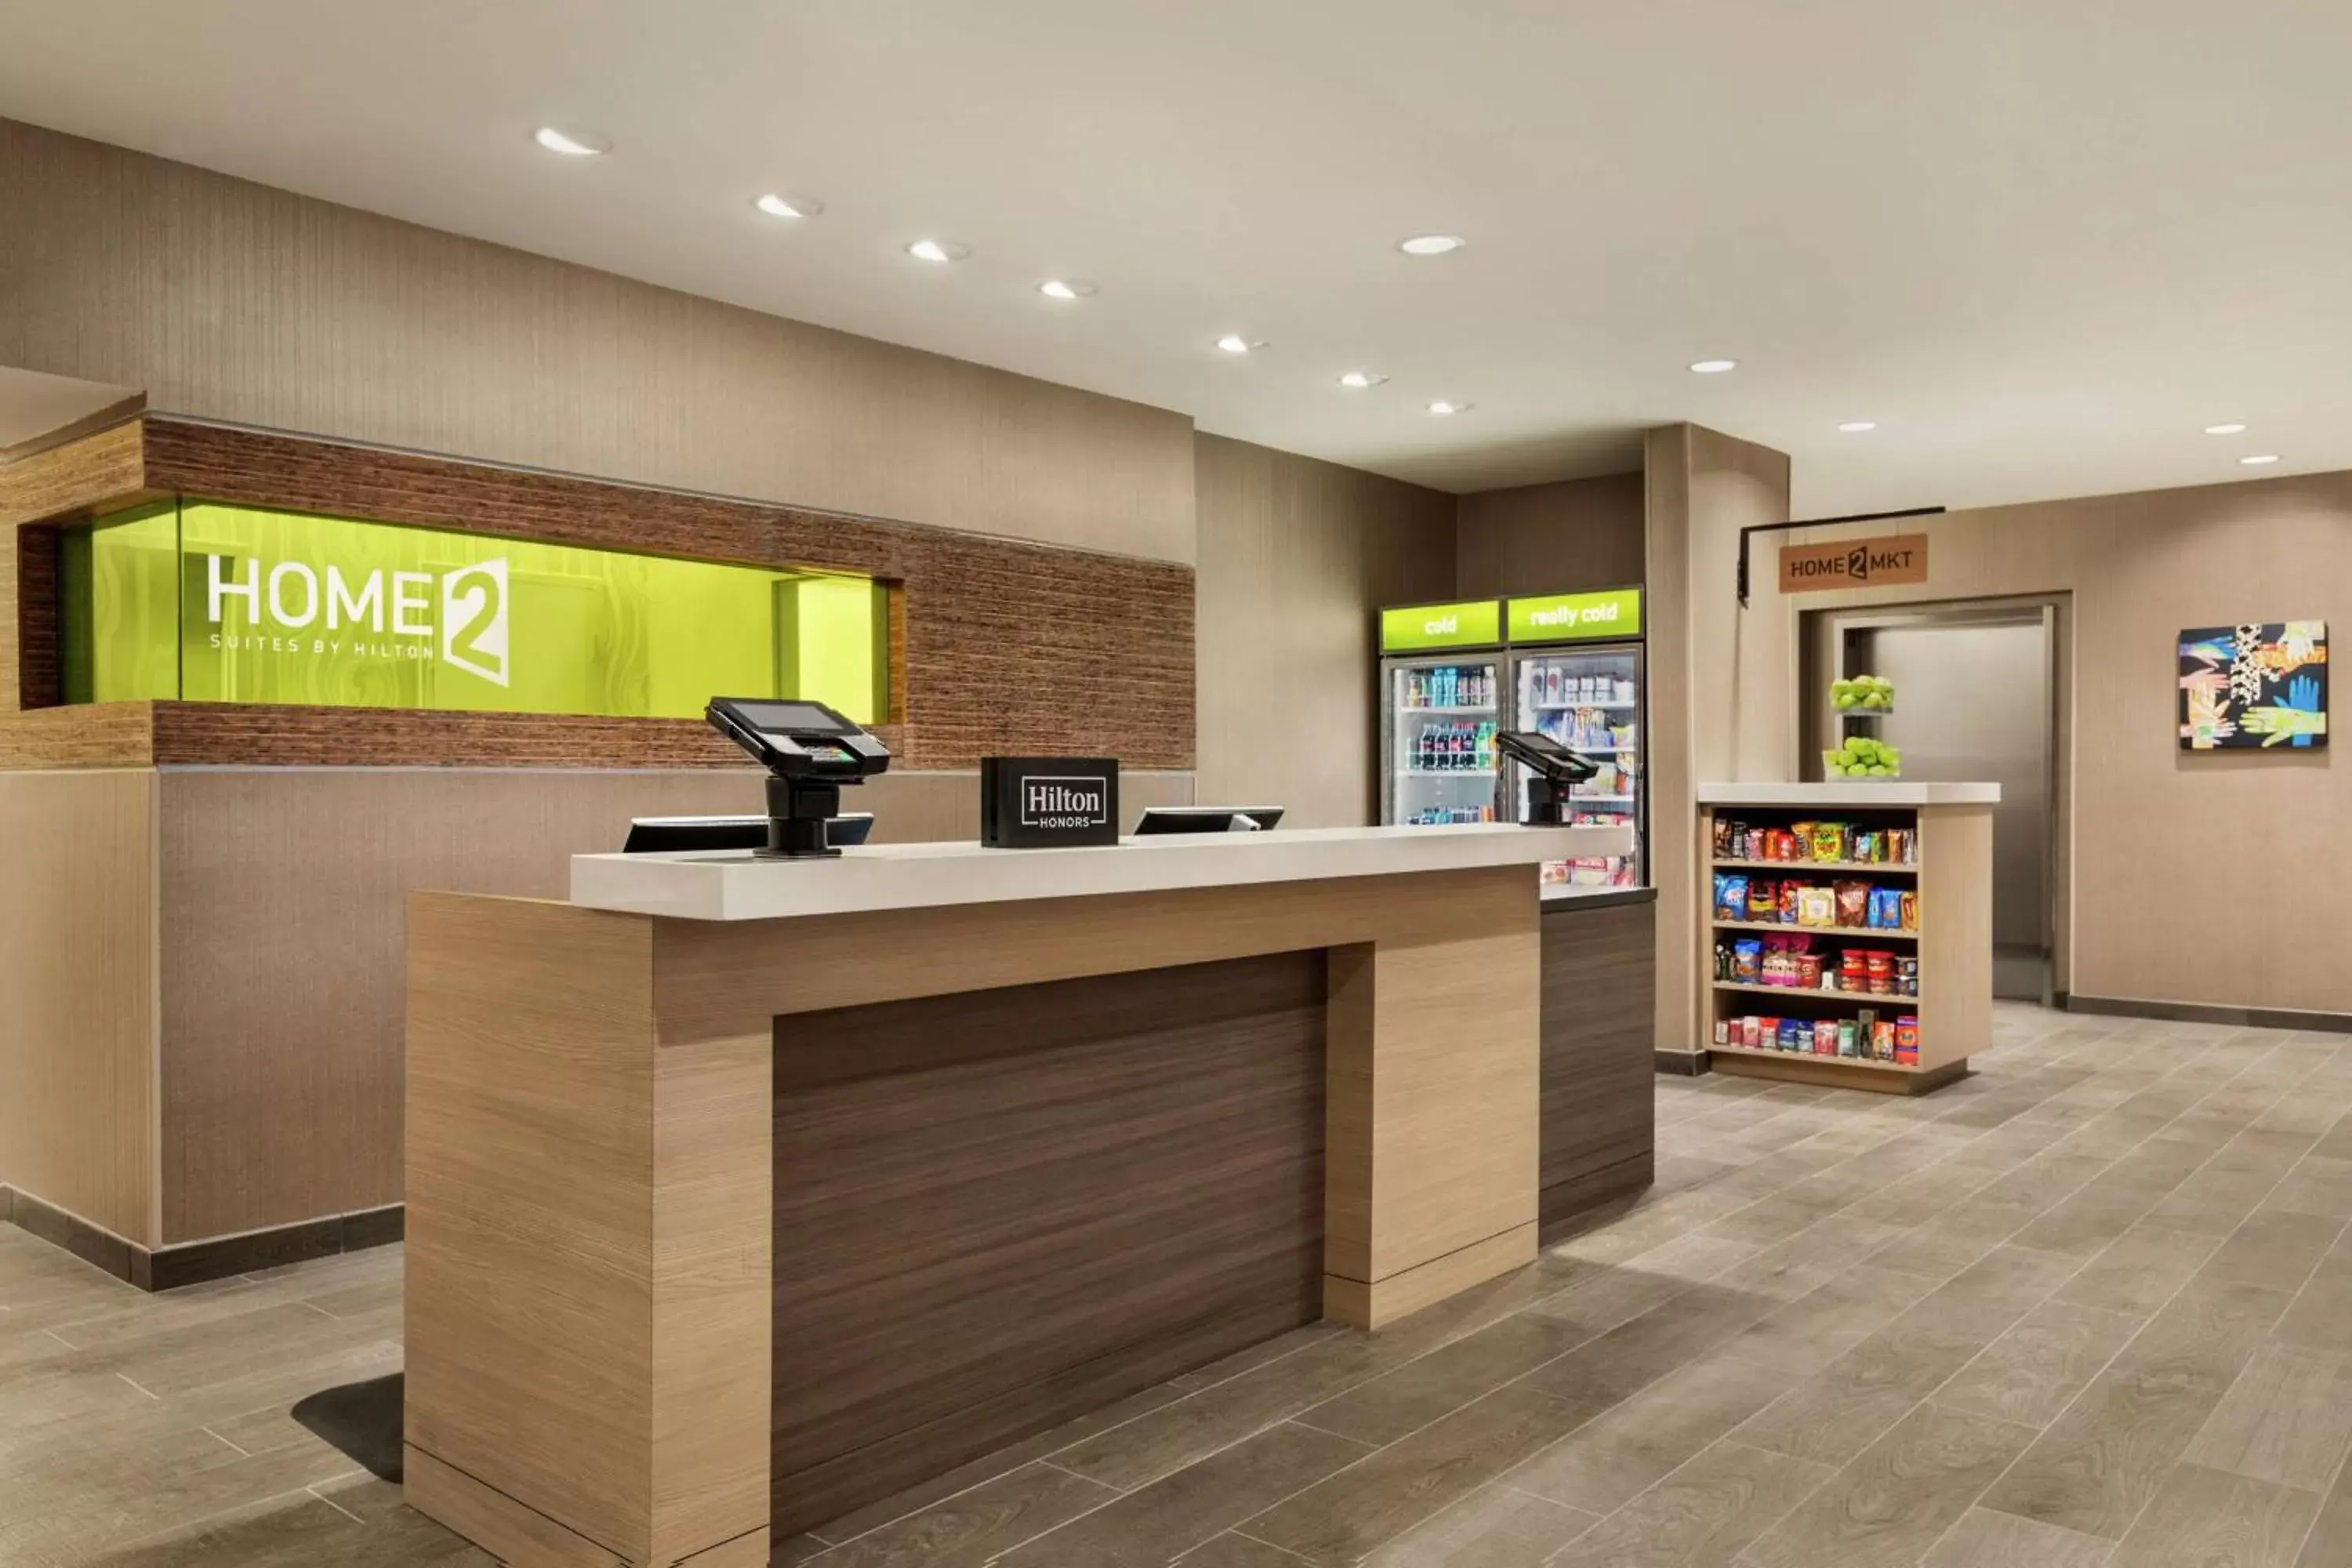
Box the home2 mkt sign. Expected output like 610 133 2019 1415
1778 535 1929 593
1380 599 1501 653
1507 588 1642 644
208 553 510 684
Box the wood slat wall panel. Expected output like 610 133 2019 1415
768 952 1326 1533
0 702 157 768
137 419 1194 769
1538 899 1657 1237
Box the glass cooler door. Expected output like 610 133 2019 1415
1511 644 1645 891
1381 654 1501 826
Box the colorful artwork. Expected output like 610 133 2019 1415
2179 622 2328 750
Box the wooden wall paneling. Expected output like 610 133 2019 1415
132 418 1193 770
0 768 159 1247
651 1029 772 1566
0 117 1196 564
1192 433 1455 827
0 417 153 712
652 863 1526 1039
764 954 1324 1533
1644 429 1699 1054
404 894 662 1565
0 702 157 768
16 524 58 709
1455 472 1646 599
1537 901 1657 1236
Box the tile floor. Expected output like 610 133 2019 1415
9 1004 2352 1565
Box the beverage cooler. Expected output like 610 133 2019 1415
1502 589 1648 895
1377 601 1503 826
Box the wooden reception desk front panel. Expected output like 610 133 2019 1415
403 860 1548 1566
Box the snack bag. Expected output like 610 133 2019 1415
1714 873 1748 920
1733 938 1762 983
1865 887 1896 929
1838 1020 1859 1058
1874 1020 1897 1060
1778 1019 1804 1051
1900 890 1919 931
1780 882 1805 924
1813 1020 1838 1056
1835 881 1871 928
1810 821 1847 862
1712 817 1734 858
1747 879 1778 920
1798 886 1837 928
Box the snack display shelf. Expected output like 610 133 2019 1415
1400 704 1498 716
1708 1042 1923 1073
1713 919 1918 939
1699 784 1991 1096
1712 980 1922 1006
1711 858 1916 873
1534 701 1637 712
1402 768 1496 778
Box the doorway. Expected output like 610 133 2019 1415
1802 598 2063 1004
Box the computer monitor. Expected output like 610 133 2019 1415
1133 807 1285 835
624 812 873 854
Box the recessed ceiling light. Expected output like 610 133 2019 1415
532 126 610 157
906 239 971 263
2204 423 2249 436
1427 399 1472 416
1837 420 1878 434
1338 371 1388 389
1398 234 1466 256
1039 279 1096 300
2240 453 2281 466
755 193 822 220
1215 334 1258 355
1690 359 1739 374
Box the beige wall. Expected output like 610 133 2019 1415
1193 434 1456 827
0 771 158 1245
1455 472 1644 599
0 117 1196 564
1755 470 2352 1016
1646 426 1794 1051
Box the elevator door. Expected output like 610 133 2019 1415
1822 610 2056 1002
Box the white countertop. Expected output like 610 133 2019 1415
570 822 1634 922
1697 781 2001 808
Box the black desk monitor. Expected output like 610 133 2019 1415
624 812 873 854
1134 807 1285 835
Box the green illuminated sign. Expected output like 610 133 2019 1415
1381 599 1501 653
1507 587 1642 644
60 500 888 724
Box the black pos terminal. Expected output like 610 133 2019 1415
1494 730 1600 826
706 698 891 857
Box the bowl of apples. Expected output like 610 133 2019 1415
1824 735 1903 778
1831 674 1894 712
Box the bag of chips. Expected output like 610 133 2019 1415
1714 873 1748 921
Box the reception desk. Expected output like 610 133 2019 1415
403 822 1627 1566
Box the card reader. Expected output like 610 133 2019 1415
1494 730 1599 826
706 698 891 858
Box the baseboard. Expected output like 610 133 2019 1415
2065 994 2352 1035
0 1185 403 1291
1653 1049 1708 1076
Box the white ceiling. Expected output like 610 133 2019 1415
4 0 2348 514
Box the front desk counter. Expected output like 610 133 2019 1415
403 822 1642 1566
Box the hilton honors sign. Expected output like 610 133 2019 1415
1778 535 1929 593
